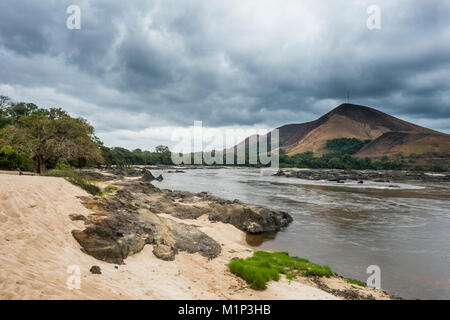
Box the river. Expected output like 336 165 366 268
151 168 450 299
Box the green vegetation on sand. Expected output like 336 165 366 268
43 169 102 196
345 278 366 287
228 251 333 290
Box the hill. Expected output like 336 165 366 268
236 103 449 160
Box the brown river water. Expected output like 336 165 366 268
151 168 450 299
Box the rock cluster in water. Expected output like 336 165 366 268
274 169 450 182
141 168 163 181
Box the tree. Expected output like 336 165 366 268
155 145 172 165
325 138 372 156
0 95 13 129
155 145 170 154
1 107 103 173
328 157 343 169
0 95 13 110
5 102 41 120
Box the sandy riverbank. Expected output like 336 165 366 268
0 172 390 300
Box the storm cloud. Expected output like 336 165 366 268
0 0 449 150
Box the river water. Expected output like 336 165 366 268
151 168 450 299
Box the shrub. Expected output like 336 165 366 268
228 251 333 290
105 183 118 191
325 138 372 156
346 278 366 287
43 169 102 196
429 163 445 172
55 158 71 169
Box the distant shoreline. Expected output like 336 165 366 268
91 165 450 183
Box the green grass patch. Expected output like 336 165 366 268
345 278 366 287
43 169 102 196
104 183 118 192
228 251 333 290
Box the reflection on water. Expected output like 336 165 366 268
246 232 278 246
152 168 450 299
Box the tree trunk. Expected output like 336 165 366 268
36 153 47 174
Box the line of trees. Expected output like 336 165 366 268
279 138 447 172
0 95 173 172
100 145 172 166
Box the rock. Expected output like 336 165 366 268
358 180 364 184
155 174 164 181
152 244 176 261
109 166 141 177
152 188 293 234
72 227 146 265
69 214 86 221
271 168 450 183
166 218 221 259
171 204 209 219
208 206 293 234
146 184 293 234
73 173 293 264
90 266 101 274
273 170 286 176
72 181 222 264
141 169 156 181
80 170 111 181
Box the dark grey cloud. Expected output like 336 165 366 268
0 0 449 150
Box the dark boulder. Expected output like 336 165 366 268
273 170 286 176
141 169 156 181
166 219 222 259
208 205 293 234
69 214 86 221
152 244 177 261
90 266 102 274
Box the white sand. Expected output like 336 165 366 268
0 173 338 300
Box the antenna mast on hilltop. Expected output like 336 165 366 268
347 91 350 103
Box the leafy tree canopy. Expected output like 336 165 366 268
1 101 103 173
325 138 372 156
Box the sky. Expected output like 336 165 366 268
0 0 449 151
